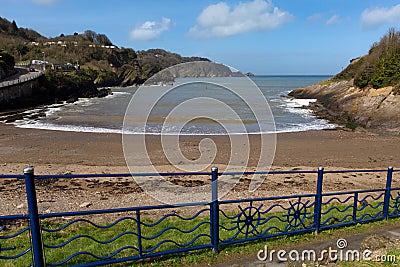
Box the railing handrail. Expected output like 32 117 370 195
0 168 396 180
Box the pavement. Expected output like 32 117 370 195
211 224 400 266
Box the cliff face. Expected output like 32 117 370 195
289 80 400 134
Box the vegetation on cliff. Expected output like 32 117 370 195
332 28 400 93
40 70 110 103
0 17 43 43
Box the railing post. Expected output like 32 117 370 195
210 166 219 253
314 166 324 234
136 210 143 258
353 192 358 223
383 166 394 220
24 166 45 267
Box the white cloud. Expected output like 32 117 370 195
307 12 346 26
32 0 58 5
307 13 323 22
326 15 341 25
130 17 171 41
188 0 294 38
361 4 400 30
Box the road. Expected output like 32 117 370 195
0 67 43 88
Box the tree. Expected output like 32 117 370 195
15 43 29 59
73 32 79 36
97 34 112 46
83 30 97 42
11 20 18 34
0 51 15 70
60 33 65 37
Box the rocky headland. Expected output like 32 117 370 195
289 29 400 134
289 79 400 134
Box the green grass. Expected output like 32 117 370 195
1 197 400 267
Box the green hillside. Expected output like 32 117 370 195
0 17 209 86
332 28 400 93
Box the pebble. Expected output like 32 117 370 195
79 202 92 208
16 204 24 209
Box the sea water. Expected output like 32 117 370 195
5 76 336 134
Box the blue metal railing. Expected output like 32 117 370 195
0 166 399 266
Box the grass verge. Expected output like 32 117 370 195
1 198 400 267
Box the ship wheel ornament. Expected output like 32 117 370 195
233 203 264 237
283 198 311 230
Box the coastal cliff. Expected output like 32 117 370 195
289 80 400 133
289 29 400 134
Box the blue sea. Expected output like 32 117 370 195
5 75 336 134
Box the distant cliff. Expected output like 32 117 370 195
289 29 400 134
145 61 242 85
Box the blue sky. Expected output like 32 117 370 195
1 0 400 75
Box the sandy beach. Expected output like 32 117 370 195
0 124 399 172
0 124 399 216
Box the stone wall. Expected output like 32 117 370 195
0 78 40 103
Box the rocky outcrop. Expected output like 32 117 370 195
41 70 111 102
289 80 400 134
0 71 110 112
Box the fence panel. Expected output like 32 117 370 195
0 216 32 266
219 194 316 245
0 167 399 266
